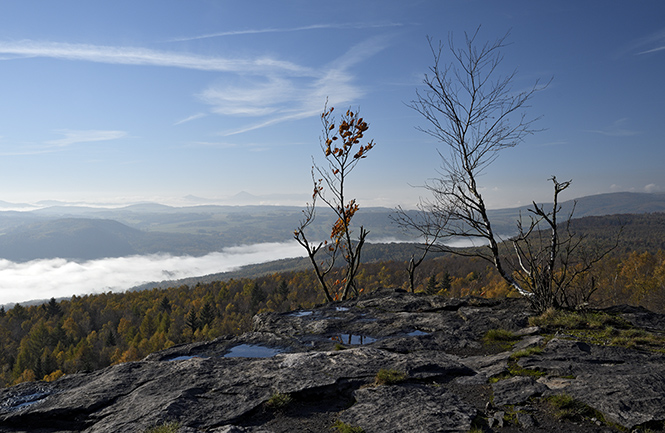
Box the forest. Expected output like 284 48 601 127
1 215 665 388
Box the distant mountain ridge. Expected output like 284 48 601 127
0 192 663 262
0 219 140 261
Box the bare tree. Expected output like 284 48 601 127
294 105 375 302
402 28 545 297
401 29 619 312
392 202 447 292
512 177 620 312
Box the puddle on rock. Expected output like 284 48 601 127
289 310 313 317
223 344 284 358
166 355 208 362
331 334 377 345
3 391 50 410
335 307 350 312
407 330 430 337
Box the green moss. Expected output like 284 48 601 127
530 308 665 353
333 420 365 433
508 363 545 378
374 369 408 385
529 308 629 331
509 346 543 360
488 372 512 383
484 328 520 342
482 328 520 350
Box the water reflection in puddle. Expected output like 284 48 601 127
223 344 284 358
167 355 208 362
289 310 313 317
5 392 50 410
407 330 429 337
331 334 377 345
335 307 349 312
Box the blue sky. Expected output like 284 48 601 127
0 0 663 209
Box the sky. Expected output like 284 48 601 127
0 0 663 209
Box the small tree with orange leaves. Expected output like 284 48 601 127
294 105 376 302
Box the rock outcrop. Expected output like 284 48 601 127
1 288 665 432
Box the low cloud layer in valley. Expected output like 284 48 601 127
0 242 305 306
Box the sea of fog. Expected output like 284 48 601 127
0 241 306 306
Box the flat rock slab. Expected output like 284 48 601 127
518 337 665 429
0 346 471 433
340 384 476 433
491 375 548 406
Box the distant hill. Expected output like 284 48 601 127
0 218 223 261
129 211 665 292
0 191 664 262
0 219 139 261
486 192 665 235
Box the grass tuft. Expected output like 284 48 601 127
374 369 408 386
144 422 180 433
546 394 597 421
482 328 521 351
509 346 543 361
484 328 520 342
266 392 293 410
529 308 665 352
333 420 365 433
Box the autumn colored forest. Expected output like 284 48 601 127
1 216 665 388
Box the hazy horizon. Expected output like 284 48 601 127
1 189 664 214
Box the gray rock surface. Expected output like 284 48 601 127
340 384 476 433
1 288 664 432
491 376 548 406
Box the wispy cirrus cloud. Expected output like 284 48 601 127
46 129 127 147
0 33 390 137
174 113 208 126
211 35 392 136
0 130 127 156
0 40 314 76
636 28 665 55
619 27 665 56
169 22 404 42
586 118 640 137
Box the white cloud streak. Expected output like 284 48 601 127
586 118 640 137
0 34 390 137
169 22 404 42
0 241 306 305
174 113 208 125
210 35 391 136
46 129 127 147
0 40 314 76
